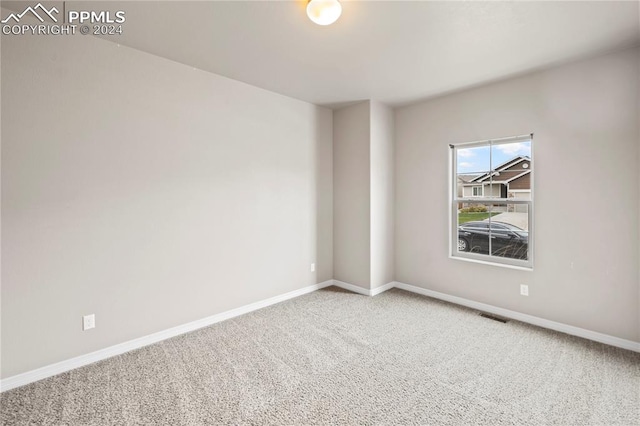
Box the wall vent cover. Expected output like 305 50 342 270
479 313 508 323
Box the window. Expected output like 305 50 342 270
451 134 533 269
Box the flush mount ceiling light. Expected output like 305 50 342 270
307 0 342 26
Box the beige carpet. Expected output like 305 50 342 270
1 287 639 425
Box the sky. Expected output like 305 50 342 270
457 141 531 175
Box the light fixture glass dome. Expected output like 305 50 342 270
307 0 342 26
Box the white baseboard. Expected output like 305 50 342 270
393 281 640 353
0 280 333 393
370 281 395 296
332 280 394 297
332 280 370 295
4 278 637 392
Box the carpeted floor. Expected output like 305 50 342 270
1 287 639 425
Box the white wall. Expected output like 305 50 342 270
333 101 395 291
332 102 371 289
370 101 395 288
1 31 333 378
395 47 640 342
316 114 334 284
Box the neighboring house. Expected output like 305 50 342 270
456 174 479 208
461 156 531 212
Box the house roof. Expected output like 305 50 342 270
457 174 480 183
470 156 531 184
505 170 531 184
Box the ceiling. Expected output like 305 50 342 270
26 1 640 107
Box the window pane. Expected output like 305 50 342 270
457 146 490 175
457 202 498 254
490 141 532 200
456 146 489 199
488 203 529 260
457 202 530 260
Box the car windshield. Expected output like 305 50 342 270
493 222 528 238
460 221 528 239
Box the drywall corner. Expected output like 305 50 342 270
370 101 395 288
316 107 334 284
333 102 371 289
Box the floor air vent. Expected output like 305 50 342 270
479 313 508 323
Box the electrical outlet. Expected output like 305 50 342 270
520 284 529 296
83 314 95 331
310 263 316 272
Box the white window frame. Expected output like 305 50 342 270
449 134 534 270
471 185 483 197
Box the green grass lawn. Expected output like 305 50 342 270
458 212 500 224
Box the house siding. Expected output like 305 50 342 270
497 160 530 181
509 172 531 190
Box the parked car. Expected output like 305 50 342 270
458 221 528 260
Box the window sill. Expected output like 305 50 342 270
449 254 533 271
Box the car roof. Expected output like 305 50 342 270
460 221 525 231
